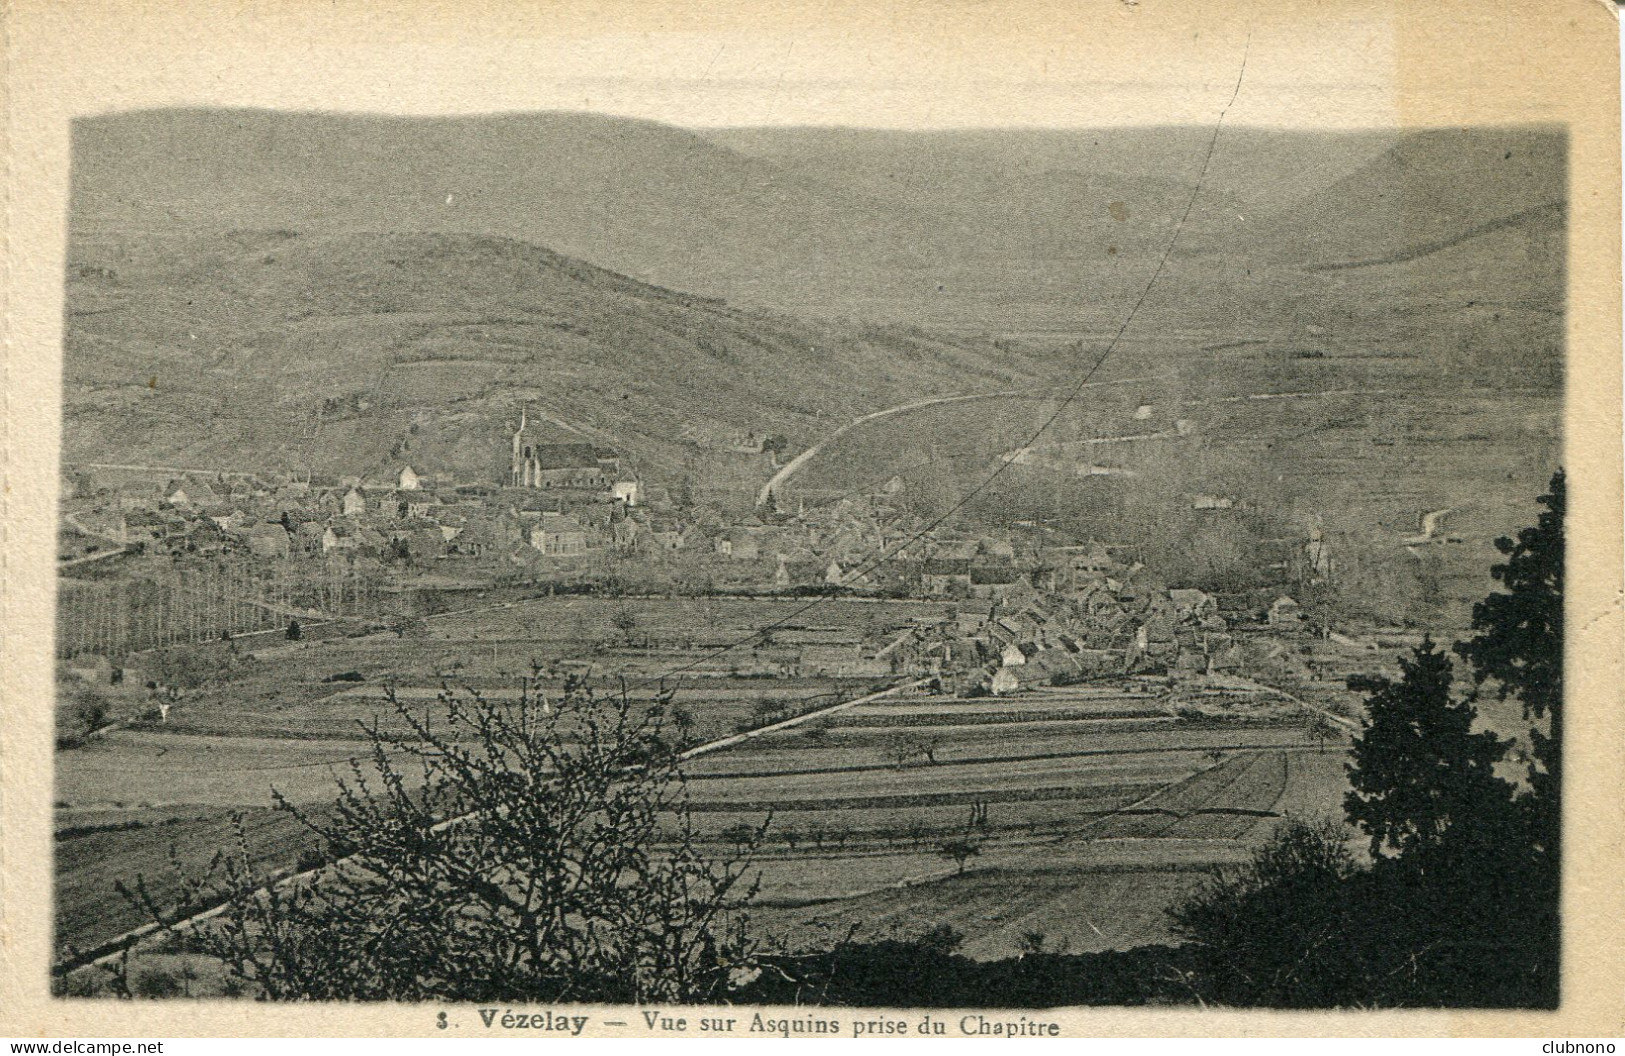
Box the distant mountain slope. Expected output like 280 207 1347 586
705 123 1566 341
70 109 932 311
71 112 1566 339
62 230 1061 489
1258 126 1566 267
700 126 1402 216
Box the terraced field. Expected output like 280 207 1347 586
675 683 1353 959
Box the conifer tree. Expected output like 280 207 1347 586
1456 469 1564 861
1344 638 1514 861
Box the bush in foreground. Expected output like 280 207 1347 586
122 673 764 1003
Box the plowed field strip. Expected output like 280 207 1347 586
687 781 1171 813
689 755 1198 802
681 738 1317 781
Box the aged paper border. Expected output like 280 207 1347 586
3 0 1620 1038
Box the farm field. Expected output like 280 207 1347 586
51 597 943 958
55 595 1359 969
54 803 329 962
740 748 1350 958
671 675 1354 959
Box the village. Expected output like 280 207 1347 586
55 396 1413 726
53 391 1442 981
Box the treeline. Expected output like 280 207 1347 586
57 562 385 657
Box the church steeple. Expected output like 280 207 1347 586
511 405 529 486
513 405 527 454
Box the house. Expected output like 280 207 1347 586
246 523 291 558
1168 588 1218 621
919 559 973 597
715 528 762 561
1268 596 1305 626
448 521 497 557
989 666 1021 696
342 488 367 517
647 526 687 552
163 481 192 507
406 495 442 519
398 466 422 491
824 559 851 587
529 513 590 556
188 480 221 506
204 505 246 532
352 526 387 556
611 480 640 506
641 485 675 512
410 524 447 559
970 567 1031 601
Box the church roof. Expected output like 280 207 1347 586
525 443 617 470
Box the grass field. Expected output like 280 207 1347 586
738 748 1350 958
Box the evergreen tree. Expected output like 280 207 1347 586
1456 469 1564 860
1344 638 1514 862
1454 467 1564 1004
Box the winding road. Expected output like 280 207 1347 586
754 373 1174 508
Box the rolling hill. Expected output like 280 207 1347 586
61 111 1566 572
62 229 1063 494
70 111 1566 352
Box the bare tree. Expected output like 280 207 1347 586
937 837 982 876
610 607 638 646
121 671 764 1003
881 732 939 770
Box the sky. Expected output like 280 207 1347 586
16 0 1415 130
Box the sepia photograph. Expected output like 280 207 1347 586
4 0 1622 1039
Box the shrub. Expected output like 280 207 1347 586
122 672 766 1003
1169 816 1365 1007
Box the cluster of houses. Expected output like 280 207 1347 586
891 562 1309 695
63 448 1330 629
664 556 1318 692
64 457 664 571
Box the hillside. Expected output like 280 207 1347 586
71 112 1566 347
1257 126 1566 267
61 112 1565 571
62 229 1061 494
68 110 936 316
704 123 1567 348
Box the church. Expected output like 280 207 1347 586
510 409 624 491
